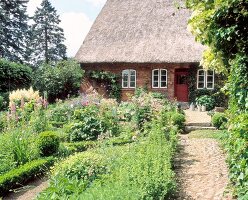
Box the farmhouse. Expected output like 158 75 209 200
75 0 215 102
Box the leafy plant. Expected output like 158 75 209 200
37 131 60 157
89 71 121 101
67 105 104 142
211 112 228 130
33 59 84 102
196 95 215 111
38 152 107 199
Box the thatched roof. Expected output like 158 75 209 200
75 0 204 63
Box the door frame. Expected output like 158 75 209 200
174 68 189 102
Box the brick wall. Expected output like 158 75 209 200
81 63 196 101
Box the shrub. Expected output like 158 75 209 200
0 157 54 196
63 141 98 153
33 59 84 102
67 105 104 142
48 103 74 127
38 131 60 157
171 112 185 131
99 99 120 136
38 152 107 199
212 112 228 130
224 113 248 198
196 95 215 111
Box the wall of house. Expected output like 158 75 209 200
81 63 196 101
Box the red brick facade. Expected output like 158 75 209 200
81 63 197 101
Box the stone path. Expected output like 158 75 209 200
3 178 48 200
184 109 216 131
174 134 231 200
184 109 212 125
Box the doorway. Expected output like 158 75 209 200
175 69 189 102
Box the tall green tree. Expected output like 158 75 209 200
30 0 67 65
0 0 29 62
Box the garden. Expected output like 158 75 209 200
0 86 185 199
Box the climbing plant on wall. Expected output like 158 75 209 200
89 71 121 101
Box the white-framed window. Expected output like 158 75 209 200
122 69 136 88
152 69 167 88
197 70 214 89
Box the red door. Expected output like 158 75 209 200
175 70 189 102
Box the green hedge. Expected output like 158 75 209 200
0 157 54 196
63 141 98 153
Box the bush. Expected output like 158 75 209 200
63 141 98 153
48 103 75 127
67 105 104 142
224 113 248 198
196 95 215 111
0 157 54 196
33 59 84 102
38 131 60 157
171 112 185 131
38 152 107 199
212 112 228 130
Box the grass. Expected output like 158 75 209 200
188 130 227 140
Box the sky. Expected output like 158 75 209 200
27 0 107 57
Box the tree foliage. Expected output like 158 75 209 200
187 0 247 73
0 0 29 62
186 0 248 197
0 59 32 93
33 59 84 102
30 0 67 66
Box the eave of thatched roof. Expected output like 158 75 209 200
75 0 204 63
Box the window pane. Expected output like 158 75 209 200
153 70 159 76
161 75 167 82
130 75 135 82
130 71 136 76
198 70 205 75
198 82 204 88
199 76 204 82
123 74 128 82
207 71 214 76
123 81 128 88
130 81 135 88
161 81 167 87
153 81 159 87
207 76 213 82
122 70 128 76
122 70 129 88
161 70 167 76
153 75 159 82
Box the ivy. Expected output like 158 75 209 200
89 71 121 101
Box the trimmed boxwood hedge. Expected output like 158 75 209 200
0 157 54 196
